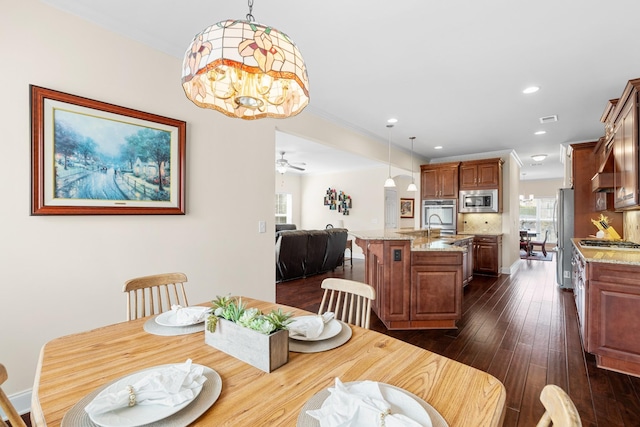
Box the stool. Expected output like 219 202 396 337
343 239 353 268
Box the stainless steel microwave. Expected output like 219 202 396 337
459 189 499 213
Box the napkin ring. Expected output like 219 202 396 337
379 409 391 427
126 385 136 407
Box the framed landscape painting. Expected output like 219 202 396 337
30 85 186 215
400 198 414 218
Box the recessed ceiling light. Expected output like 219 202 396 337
523 86 540 94
534 130 546 135
531 154 547 162
387 118 398 124
434 146 443 150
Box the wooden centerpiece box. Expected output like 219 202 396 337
205 317 289 373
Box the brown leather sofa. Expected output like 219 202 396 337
275 228 348 282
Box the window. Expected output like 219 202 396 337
519 197 557 244
275 193 292 224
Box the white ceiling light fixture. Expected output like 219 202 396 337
434 145 443 150
534 130 546 135
523 86 540 94
181 0 309 120
384 124 396 188
531 154 547 162
407 136 417 192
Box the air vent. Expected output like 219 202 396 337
539 115 558 124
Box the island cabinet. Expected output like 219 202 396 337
420 162 460 199
355 236 464 330
473 235 502 276
459 158 503 190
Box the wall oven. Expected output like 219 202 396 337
459 189 499 213
422 199 457 234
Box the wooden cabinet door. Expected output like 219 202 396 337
476 163 499 187
410 265 462 321
421 168 438 199
588 262 640 376
459 164 477 188
438 166 459 198
474 242 497 274
613 95 638 209
420 164 459 199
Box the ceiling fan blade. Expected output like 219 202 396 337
289 165 305 171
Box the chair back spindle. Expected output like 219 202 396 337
318 278 375 329
123 272 189 320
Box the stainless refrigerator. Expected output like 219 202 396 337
555 188 574 289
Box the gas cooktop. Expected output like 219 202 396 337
579 239 640 250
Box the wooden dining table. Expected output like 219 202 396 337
31 297 506 426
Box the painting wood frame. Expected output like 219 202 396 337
31 85 186 215
400 198 414 218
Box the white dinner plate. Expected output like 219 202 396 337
289 316 342 341
87 364 209 427
154 308 208 327
320 382 433 427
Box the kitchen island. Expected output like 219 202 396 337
351 229 473 330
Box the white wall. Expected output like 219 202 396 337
2 0 416 398
520 178 564 198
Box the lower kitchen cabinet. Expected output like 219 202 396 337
473 235 502 276
573 243 640 377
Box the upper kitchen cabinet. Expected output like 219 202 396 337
420 162 460 199
459 158 503 190
572 141 622 238
610 78 640 210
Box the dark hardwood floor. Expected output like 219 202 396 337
276 258 640 427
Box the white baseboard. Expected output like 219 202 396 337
1 389 32 420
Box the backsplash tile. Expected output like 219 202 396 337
460 213 502 233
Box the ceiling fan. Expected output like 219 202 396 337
276 151 306 174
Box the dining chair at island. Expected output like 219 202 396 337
31 297 506 426
0 364 27 427
123 272 189 320
318 278 376 329
536 384 582 427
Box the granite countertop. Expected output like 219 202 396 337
571 238 640 266
350 229 473 252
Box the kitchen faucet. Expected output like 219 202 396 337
427 213 443 237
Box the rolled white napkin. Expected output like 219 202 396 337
289 312 334 339
307 378 425 427
171 305 210 325
84 359 206 416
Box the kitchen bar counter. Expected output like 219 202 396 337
350 229 472 251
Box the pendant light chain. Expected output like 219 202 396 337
409 137 415 181
387 124 394 176
246 0 255 22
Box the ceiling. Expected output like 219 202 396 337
41 0 640 179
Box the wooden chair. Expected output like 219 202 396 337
530 230 549 257
536 384 582 427
520 230 531 254
123 272 189 320
318 278 376 329
0 364 27 427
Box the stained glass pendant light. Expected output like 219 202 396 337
384 124 396 188
407 136 418 192
181 0 309 120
